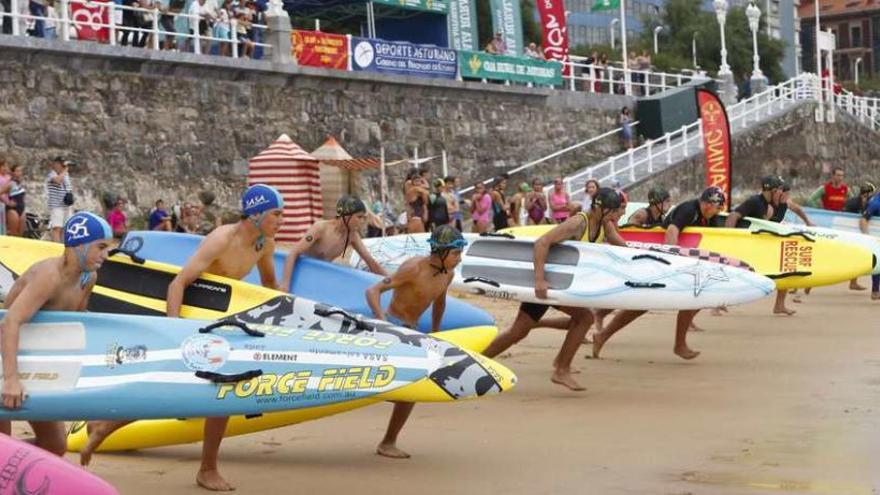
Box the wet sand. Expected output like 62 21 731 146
22 283 880 494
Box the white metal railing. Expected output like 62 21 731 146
562 73 817 200
0 0 270 58
834 89 880 131
562 57 716 97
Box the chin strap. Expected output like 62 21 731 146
340 215 353 258
74 246 92 288
249 213 267 251
430 249 450 275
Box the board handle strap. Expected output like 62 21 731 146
765 271 812 279
631 254 672 265
479 232 514 239
624 281 667 288
196 369 263 383
750 229 815 242
314 307 375 331
108 248 146 265
462 276 501 288
200 321 266 337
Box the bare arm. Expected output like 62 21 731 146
77 275 97 311
167 234 227 317
626 209 647 226
603 221 627 247
859 217 870 235
724 212 741 228
279 224 320 290
365 261 419 321
257 239 279 290
48 171 66 185
351 235 390 277
788 201 814 226
431 291 446 333
664 225 681 245
534 216 585 298
0 276 55 409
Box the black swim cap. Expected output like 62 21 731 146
593 187 622 210
336 195 366 217
428 225 468 253
648 186 670 204
861 182 876 195
700 186 726 206
761 175 784 191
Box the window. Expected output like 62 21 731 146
852 24 863 47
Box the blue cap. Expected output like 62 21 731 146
64 212 113 248
242 184 284 216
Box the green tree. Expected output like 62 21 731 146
641 0 786 83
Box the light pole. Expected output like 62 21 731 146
692 32 699 68
610 18 619 50
855 57 862 85
713 0 737 103
746 2 765 93
653 26 663 54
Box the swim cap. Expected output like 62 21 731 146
699 186 726 206
861 182 876 195
593 187 622 210
519 183 532 193
336 195 366 217
64 212 113 248
242 184 284 217
428 225 468 253
781 180 791 192
648 186 670 204
761 175 784 191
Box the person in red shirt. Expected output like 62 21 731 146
808 167 849 211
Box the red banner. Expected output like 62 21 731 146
536 0 570 75
292 30 349 70
697 89 732 210
70 0 111 43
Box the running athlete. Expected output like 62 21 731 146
365 225 466 459
280 195 388 289
592 187 727 360
0 213 113 455
483 188 625 392
724 175 783 228
627 186 672 227
82 185 285 491
769 180 815 312
860 191 880 300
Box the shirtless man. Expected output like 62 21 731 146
81 184 285 491
483 188 625 392
768 179 815 311
592 186 727 360
0 213 113 454
365 225 465 459
404 169 430 233
627 186 672 227
280 195 388 289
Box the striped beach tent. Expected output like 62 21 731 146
247 134 322 243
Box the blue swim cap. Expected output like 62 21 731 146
64 212 113 248
242 184 284 217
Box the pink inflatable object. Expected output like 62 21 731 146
0 434 118 495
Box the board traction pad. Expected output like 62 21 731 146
461 265 574 290
469 239 580 266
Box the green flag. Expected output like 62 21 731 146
591 0 620 12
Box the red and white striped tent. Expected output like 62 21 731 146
247 134 322 243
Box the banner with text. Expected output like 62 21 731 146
448 0 478 51
70 0 111 43
351 37 458 79
536 0 571 75
490 0 524 56
697 89 732 210
292 30 349 70
372 0 449 13
459 51 562 85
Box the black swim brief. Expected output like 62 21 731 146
519 302 561 322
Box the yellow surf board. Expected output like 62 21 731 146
500 225 874 290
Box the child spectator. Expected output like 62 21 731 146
107 198 128 239
148 199 173 231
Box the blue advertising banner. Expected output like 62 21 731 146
350 37 458 79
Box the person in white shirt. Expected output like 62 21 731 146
186 0 206 52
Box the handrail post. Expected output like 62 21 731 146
231 18 238 58
682 125 688 156
569 63 575 91
589 65 595 93
151 7 160 50
193 14 201 54
665 132 672 164
647 140 653 174
628 148 635 182
10 0 19 36
660 72 666 93
108 2 116 45
59 0 69 40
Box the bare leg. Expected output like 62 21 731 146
591 310 647 358
850 278 867 291
376 402 415 459
773 290 796 316
51 227 61 243
592 308 614 334
549 307 591 391
196 417 234 491
80 420 133 465
483 311 539 358
29 421 67 456
0 420 10 436
674 310 701 360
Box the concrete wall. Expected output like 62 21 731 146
0 35 632 220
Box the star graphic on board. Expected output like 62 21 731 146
678 263 730 297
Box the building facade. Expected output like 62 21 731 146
800 0 880 81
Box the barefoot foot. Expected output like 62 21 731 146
80 421 124 466
197 469 235 492
591 331 609 358
688 322 705 332
773 306 796 316
850 282 867 291
792 295 803 304
550 370 586 391
673 346 701 360
377 443 411 459
872 292 880 301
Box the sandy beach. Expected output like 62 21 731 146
23 283 880 494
